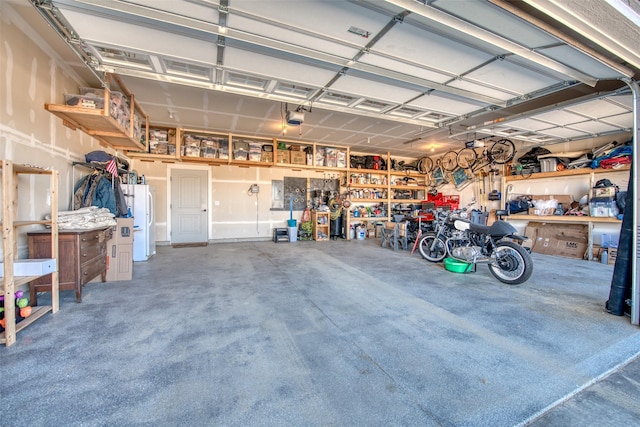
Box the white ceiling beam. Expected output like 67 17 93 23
383 0 600 86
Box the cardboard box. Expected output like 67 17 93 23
529 222 588 259
290 151 306 165
106 242 133 282
608 248 618 265
554 234 588 259
102 218 134 281
522 223 540 250
110 218 134 245
0 259 57 277
261 151 273 163
277 149 290 164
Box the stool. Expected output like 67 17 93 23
273 227 288 243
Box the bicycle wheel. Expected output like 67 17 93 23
440 150 458 172
417 156 433 174
488 138 515 164
456 148 477 170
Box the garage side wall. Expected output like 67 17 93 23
0 4 108 257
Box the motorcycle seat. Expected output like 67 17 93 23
468 222 491 234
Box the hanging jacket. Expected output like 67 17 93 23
73 173 117 215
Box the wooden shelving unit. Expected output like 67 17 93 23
1 161 58 346
502 165 628 260
312 211 330 241
343 153 432 239
504 165 630 182
44 74 148 152
124 130 352 173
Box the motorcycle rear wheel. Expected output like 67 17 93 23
488 241 533 285
418 234 447 262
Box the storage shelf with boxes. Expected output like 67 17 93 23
503 165 628 261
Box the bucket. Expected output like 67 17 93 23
443 257 474 273
287 219 297 227
356 227 366 240
288 226 297 242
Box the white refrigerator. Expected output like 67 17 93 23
123 184 156 261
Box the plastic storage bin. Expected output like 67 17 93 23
589 197 619 217
65 94 104 109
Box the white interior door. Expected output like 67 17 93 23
170 168 208 244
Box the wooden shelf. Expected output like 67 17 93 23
126 152 179 162
389 170 425 178
342 152 433 239
45 104 144 151
180 155 229 165
350 198 386 202
391 199 425 204
0 305 51 345
389 185 424 190
312 211 330 241
351 167 389 173
505 165 630 181
0 275 46 291
506 214 621 223
230 159 274 168
1 160 59 346
502 165 627 261
346 183 386 189
45 75 148 152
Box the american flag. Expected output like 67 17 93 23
106 157 118 176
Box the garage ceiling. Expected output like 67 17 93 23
25 0 640 157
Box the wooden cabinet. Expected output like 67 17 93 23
28 227 112 305
312 211 330 241
1 161 59 347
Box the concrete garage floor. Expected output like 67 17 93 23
1 239 639 426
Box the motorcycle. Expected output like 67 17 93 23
418 209 533 285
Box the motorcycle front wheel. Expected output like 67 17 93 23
418 234 447 262
488 241 533 285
